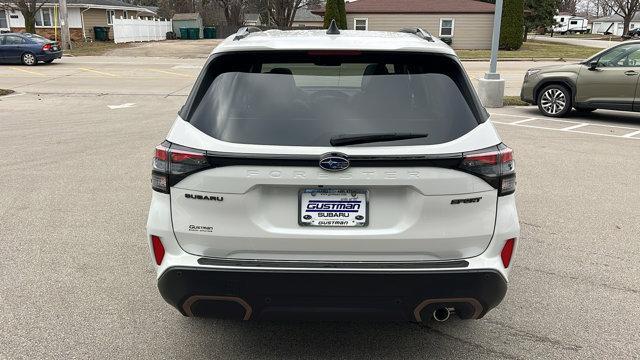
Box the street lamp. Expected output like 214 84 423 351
477 0 505 108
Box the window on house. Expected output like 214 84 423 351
107 10 115 25
35 8 53 27
123 10 128 19
0 10 8 29
439 19 454 37
560 17 565 22
570 20 578 25
354 18 368 31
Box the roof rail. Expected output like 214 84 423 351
233 26 262 41
399 28 435 42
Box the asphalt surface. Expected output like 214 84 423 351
1 56 639 360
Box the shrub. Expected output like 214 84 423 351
499 0 524 50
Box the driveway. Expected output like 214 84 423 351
104 39 223 58
528 35 617 49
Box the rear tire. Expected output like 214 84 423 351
21 52 37 66
537 84 572 117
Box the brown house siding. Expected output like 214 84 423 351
82 8 126 40
346 13 494 50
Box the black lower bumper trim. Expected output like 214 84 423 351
158 267 507 322
197 257 469 269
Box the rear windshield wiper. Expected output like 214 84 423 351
330 132 429 146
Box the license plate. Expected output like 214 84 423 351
299 189 368 227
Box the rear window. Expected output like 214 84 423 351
183 51 486 147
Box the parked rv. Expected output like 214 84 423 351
552 15 589 34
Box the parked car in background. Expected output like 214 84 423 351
0 33 62 66
623 28 640 39
521 41 640 117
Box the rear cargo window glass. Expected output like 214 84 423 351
185 52 484 147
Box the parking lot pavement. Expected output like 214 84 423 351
1 57 640 359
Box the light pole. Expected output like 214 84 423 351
477 0 505 108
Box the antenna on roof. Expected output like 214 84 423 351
399 28 434 42
326 19 340 35
233 26 262 41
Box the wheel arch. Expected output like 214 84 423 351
533 78 576 105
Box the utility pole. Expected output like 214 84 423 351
59 0 71 50
477 0 505 108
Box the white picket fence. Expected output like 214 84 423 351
112 17 172 44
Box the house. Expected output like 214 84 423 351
0 0 156 41
292 7 322 28
312 0 496 49
592 13 640 36
172 13 203 38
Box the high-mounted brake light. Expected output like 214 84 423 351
459 144 516 196
501 238 516 268
151 142 210 193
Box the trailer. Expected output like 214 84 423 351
552 15 589 34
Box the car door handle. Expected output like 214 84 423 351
625 70 639 76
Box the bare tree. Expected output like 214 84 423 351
215 0 249 26
266 0 304 27
604 0 640 34
6 0 47 34
558 0 578 13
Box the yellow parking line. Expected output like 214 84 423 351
9 67 44 76
147 69 193 78
78 67 118 77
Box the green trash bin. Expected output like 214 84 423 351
179 28 189 39
203 27 216 39
188 28 199 40
93 26 109 41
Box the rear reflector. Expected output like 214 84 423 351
501 238 516 268
151 235 165 265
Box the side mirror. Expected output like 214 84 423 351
589 61 599 70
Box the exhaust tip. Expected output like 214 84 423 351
433 307 451 322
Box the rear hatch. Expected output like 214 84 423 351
157 51 513 262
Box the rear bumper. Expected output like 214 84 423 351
158 267 507 321
37 51 62 61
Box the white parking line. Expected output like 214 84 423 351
622 130 640 138
511 118 537 124
491 121 640 140
561 123 590 131
491 112 639 131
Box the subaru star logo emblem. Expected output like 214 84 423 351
319 153 350 171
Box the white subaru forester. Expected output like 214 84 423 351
147 25 520 323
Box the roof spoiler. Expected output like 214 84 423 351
399 28 435 42
233 26 262 41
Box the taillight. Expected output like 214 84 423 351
151 142 209 193
151 235 165 265
501 238 516 268
459 144 516 196
42 43 52 51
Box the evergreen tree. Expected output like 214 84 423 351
499 0 524 50
524 0 558 41
323 0 340 29
337 0 347 29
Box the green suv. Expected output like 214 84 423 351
521 41 640 117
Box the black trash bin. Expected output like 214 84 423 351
93 26 109 41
